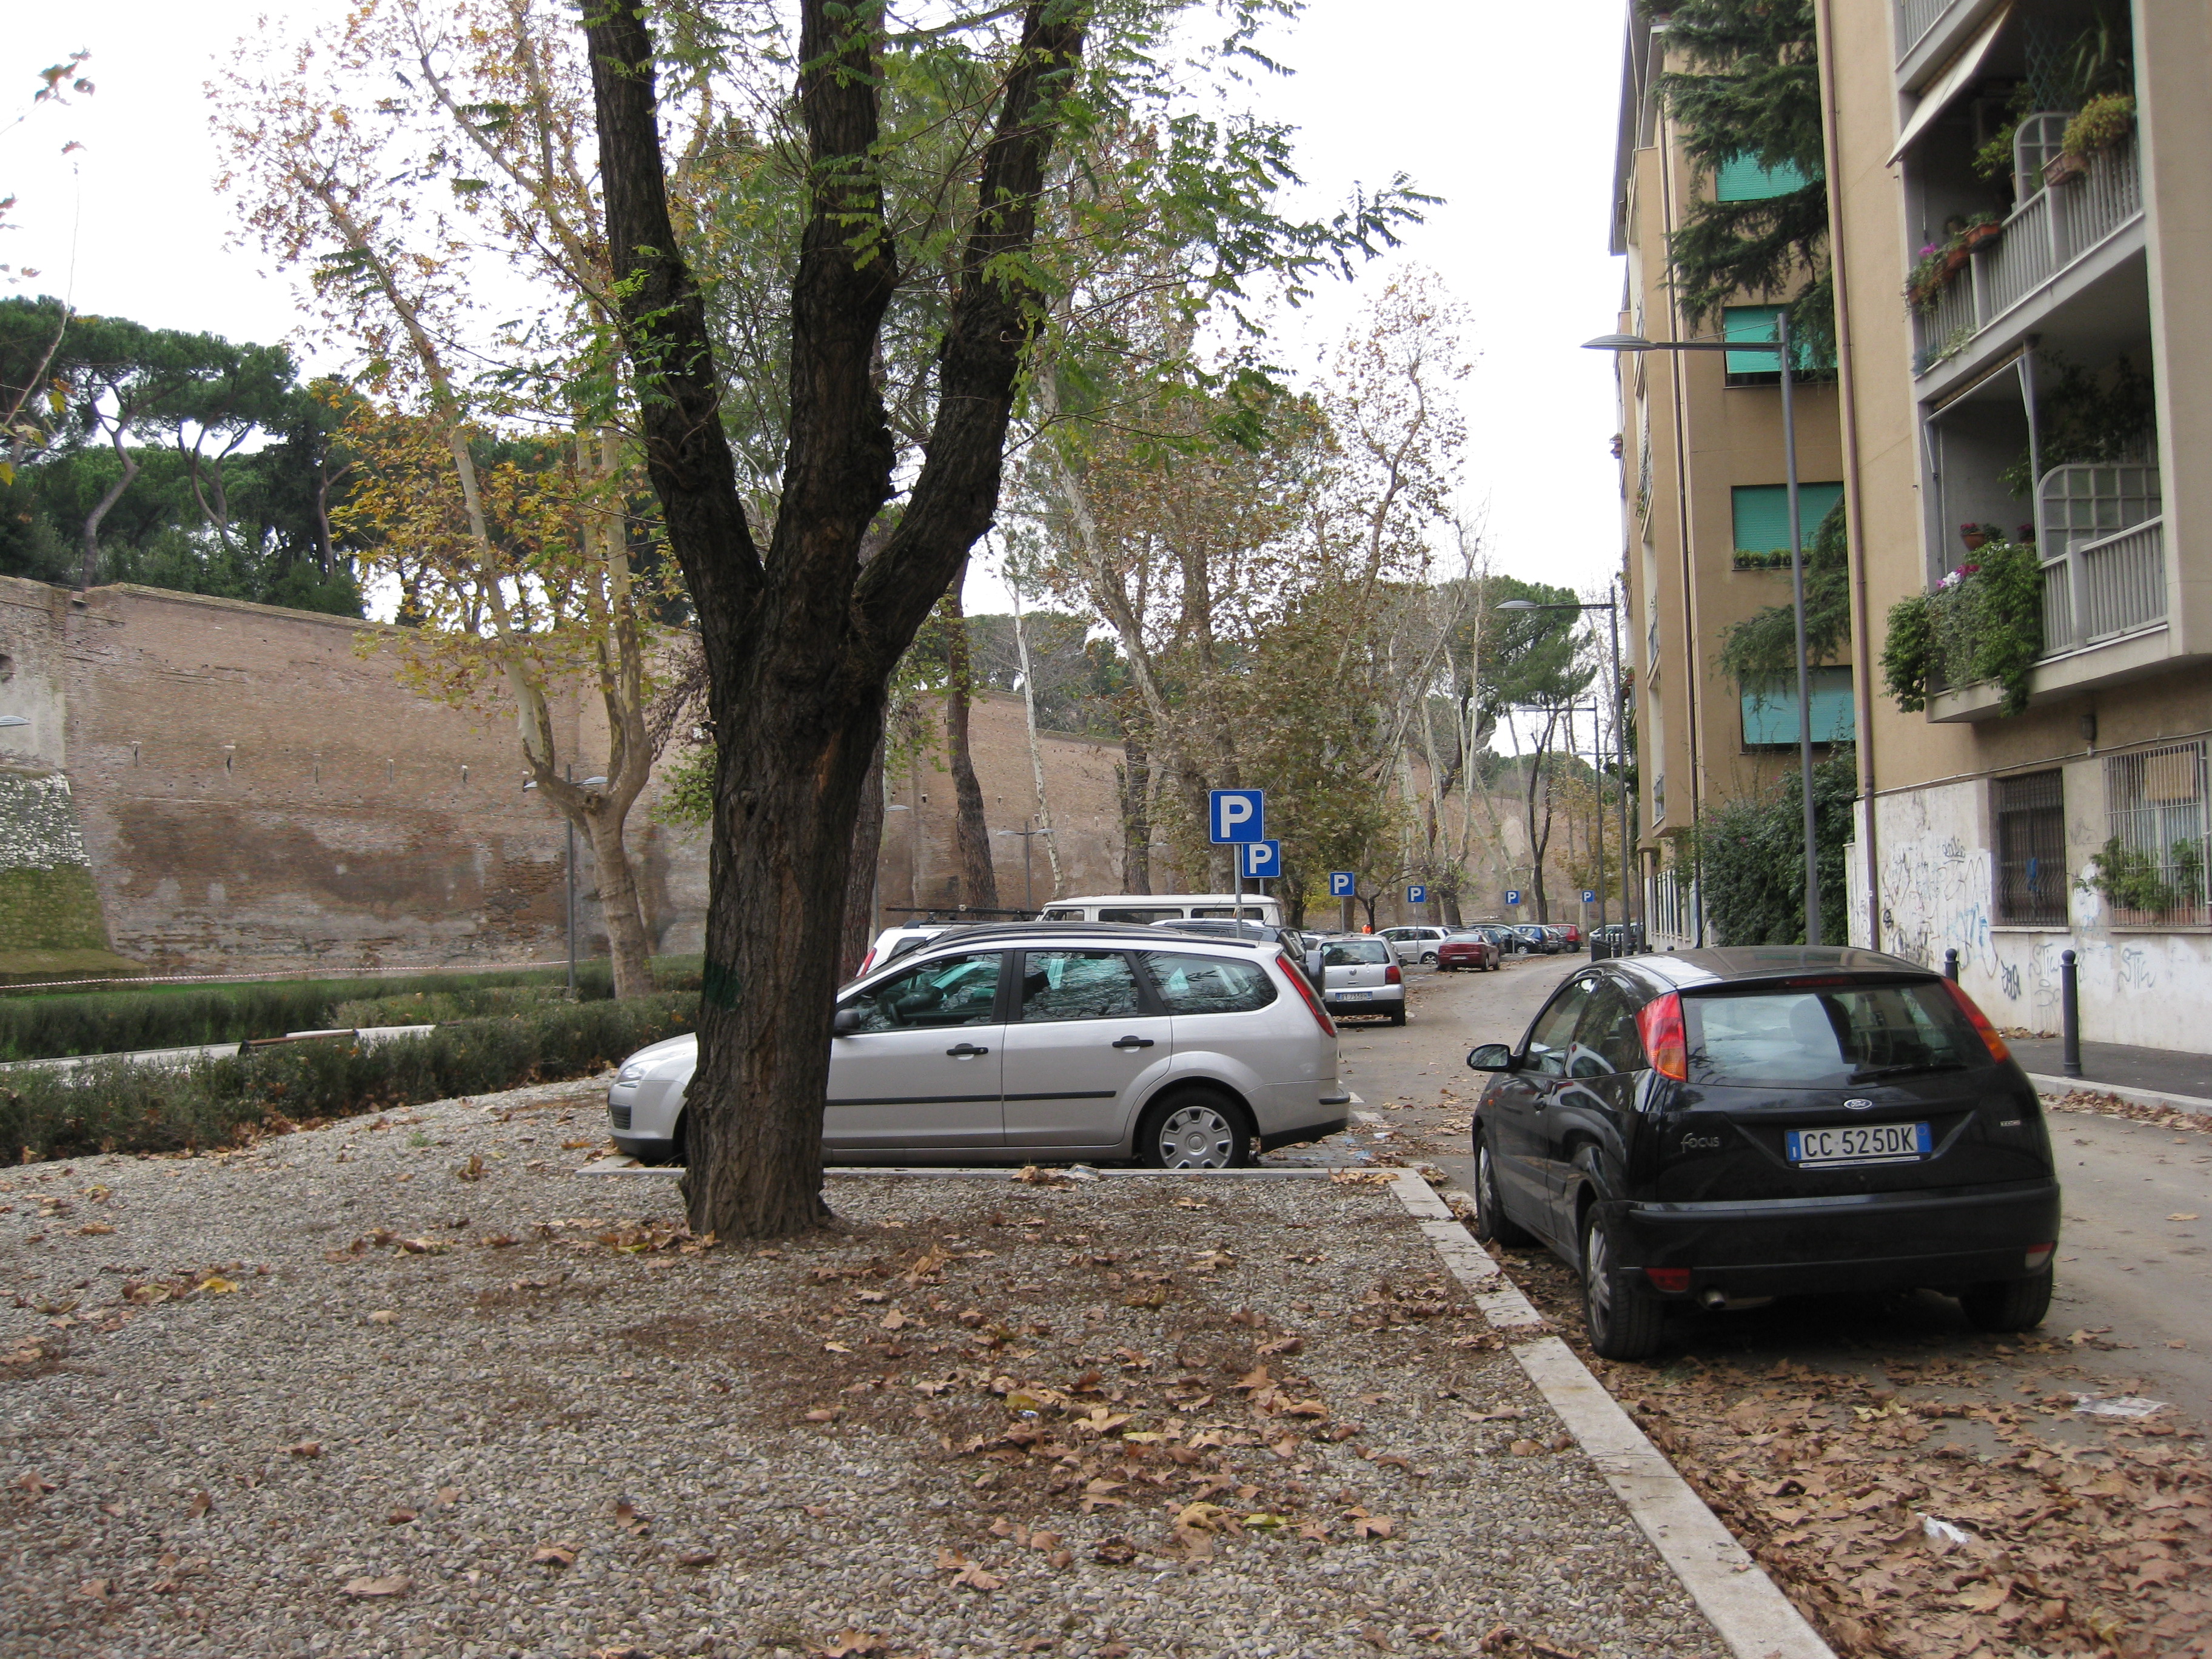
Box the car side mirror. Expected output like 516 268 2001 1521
1466 1042 1517 1072
833 1006 867 1036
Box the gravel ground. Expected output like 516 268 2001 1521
1 1079 1724 1659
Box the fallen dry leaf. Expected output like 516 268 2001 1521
341 1574 411 1598
1093 1537 1139 1565
817 1632 886 1658
386 1507 417 1526
366 1309 398 1326
531 1544 578 1567
16 1470 57 1501
186 1490 212 1518
804 1407 842 1423
612 1500 651 1535
676 1549 718 1569
435 1486 460 1506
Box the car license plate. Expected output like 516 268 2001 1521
1786 1122 1931 1167
1339 990 1372 1001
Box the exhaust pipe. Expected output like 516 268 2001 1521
1699 1287 1727 1310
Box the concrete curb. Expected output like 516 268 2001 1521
2028 1073 2212 1120
575 1159 1350 1179
1386 1169 1835 1659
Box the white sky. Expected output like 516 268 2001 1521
5 0 1629 629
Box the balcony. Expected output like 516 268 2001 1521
1912 138 2142 378
1928 463 2170 721
1895 0 1955 62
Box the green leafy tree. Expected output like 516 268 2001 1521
1692 746 1856 945
1658 0 1834 361
1717 498 1849 693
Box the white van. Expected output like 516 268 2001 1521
1039 893 1284 927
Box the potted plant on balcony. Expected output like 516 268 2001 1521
2048 93 2135 186
1961 218 2004 253
1959 521 2003 551
1881 538 2045 716
1905 243 1952 313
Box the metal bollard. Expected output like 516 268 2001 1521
2061 949 2082 1078
1943 947 1959 981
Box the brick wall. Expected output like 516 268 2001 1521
0 580 1139 975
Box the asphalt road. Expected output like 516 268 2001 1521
1335 948 2212 1421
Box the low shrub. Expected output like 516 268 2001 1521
0 993 695 1162
0 956 703 1062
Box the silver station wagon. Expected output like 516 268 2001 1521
606 923 1353 1168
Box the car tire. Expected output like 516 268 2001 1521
1139 1090 1252 1170
1472 1133 1532 1247
1581 1207 1666 1361
1959 1267 2054 1332
1420 950 1438 964
1388 1007 1407 1027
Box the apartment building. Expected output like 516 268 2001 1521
1607 23 1849 946
1817 0 2212 1051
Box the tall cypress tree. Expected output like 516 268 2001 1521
1657 0 1834 361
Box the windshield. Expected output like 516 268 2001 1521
1683 980 1989 1087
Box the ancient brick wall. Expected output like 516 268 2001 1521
0 580 1140 976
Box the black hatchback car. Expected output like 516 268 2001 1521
1467 947 2060 1359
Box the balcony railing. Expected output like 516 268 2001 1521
2037 461 2165 655
2040 518 2165 654
1912 139 2142 375
1895 0 1953 59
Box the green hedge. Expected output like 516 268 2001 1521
0 956 703 1062
0 993 696 1162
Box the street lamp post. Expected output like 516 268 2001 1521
1584 321 1822 946
1497 593 1631 936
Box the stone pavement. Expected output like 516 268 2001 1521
2008 1034 2212 1106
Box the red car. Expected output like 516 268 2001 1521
1436 930 1502 972
1555 923 1583 948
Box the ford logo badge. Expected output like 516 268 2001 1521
1843 1097 1875 1111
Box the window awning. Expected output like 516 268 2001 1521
1888 4 2012 164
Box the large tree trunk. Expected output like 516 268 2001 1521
584 810 657 997
941 568 999 911
588 0 1082 1239
840 740 886 977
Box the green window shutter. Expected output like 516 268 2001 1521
1732 482 1843 553
1722 304 1831 374
1741 667 1855 746
1715 154 1811 203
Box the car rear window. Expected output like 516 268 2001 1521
1683 981 1988 1086
1141 952 1277 1014
1321 942 1390 966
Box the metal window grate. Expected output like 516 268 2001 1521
1994 769 2066 924
2103 742 2210 925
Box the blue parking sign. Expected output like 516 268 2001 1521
1241 839 1281 879
1208 788 1265 843
1583 889 1597 904
1407 883 1427 905
1504 889 1523 907
1328 871 1356 898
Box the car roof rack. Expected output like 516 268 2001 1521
882 920 1269 952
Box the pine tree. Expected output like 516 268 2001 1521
1657 0 1835 361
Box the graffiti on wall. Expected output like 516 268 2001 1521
1873 780 2207 1052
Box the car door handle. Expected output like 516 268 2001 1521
1110 1035 1157 1050
945 1042 990 1057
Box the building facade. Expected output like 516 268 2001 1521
1609 21 1850 947
1615 0 2212 1051
1822 0 2212 1051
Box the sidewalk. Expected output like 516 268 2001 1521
2008 1034 2212 1110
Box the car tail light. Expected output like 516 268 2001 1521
1384 963 1403 985
1635 992 1688 1080
1939 978 2011 1062
1278 952 1337 1036
2024 1244 2054 1270
1644 1267 1691 1293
